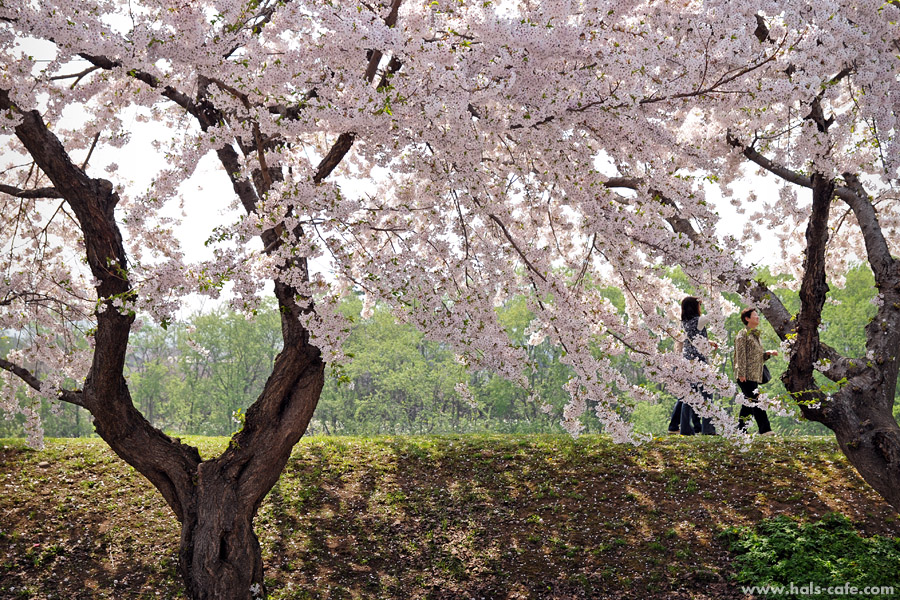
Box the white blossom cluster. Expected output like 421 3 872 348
0 0 898 445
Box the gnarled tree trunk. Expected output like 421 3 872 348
2 83 329 600
179 341 324 600
765 172 900 513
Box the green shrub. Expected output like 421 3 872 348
721 513 900 599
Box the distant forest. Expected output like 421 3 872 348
3 266 896 439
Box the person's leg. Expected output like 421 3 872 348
680 402 696 435
668 400 683 433
737 380 759 433
737 405 752 432
685 382 704 433
699 387 716 435
754 407 772 435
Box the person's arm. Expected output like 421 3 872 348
697 315 709 331
734 331 749 381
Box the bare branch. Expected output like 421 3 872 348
486 212 548 283
79 53 199 116
726 132 813 187
48 65 101 87
0 184 62 199
836 175 896 286
313 132 357 183
81 132 101 170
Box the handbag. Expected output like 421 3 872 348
761 365 772 384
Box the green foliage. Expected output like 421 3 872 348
721 513 900 599
313 295 575 435
629 393 677 436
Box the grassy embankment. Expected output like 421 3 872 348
1 435 899 599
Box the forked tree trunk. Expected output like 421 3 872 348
174 340 325 600
181 466 266 600
781 173 900 514
3 59 328 600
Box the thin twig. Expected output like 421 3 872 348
81 132 101 170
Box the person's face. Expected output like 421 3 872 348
698 300 704 314
747 310 760 329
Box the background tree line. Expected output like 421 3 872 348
2 265 895 439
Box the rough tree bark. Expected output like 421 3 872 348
724 125 900 513
781 173 900 512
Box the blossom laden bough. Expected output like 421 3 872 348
2 1 900 598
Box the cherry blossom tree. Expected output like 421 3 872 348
1 0 898 598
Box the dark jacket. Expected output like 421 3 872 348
682 315 709 363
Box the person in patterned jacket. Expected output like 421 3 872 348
734 307 778 436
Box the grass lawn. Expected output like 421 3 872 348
1 435 899 599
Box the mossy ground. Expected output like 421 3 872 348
1 435 898 599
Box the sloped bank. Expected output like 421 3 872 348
1 435 898 599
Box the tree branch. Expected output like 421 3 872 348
835 175 896 286
80 131 101 170
0 184 62 199
599 165 862 386
79 54 199 117
313 132 357 183
0 86 202 522
784 175 835 422
726 132 813 187
363 0 403 82
0 357 84 407
48 65 101 87
206 77 273 193
486 212 547 283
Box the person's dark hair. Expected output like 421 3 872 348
681 296 701 321
740 307 757 326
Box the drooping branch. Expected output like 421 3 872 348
0 357 84 407
601 176 710 240
600 168 863 384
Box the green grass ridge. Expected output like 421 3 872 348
1 435 899 599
